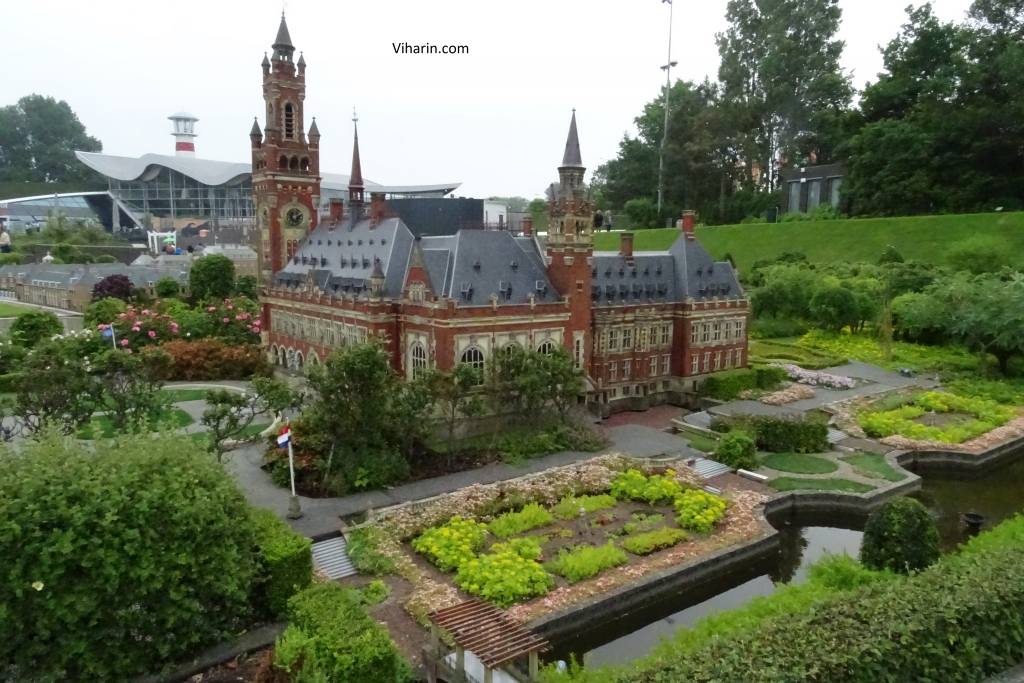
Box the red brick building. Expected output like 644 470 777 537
256 16 749 413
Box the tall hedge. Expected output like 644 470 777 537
252 508 313 617
750 415 830 453
701 366 788 401
629 542 1024 683
0 431 260 681
274 583 411 683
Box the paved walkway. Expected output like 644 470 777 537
226 423 691 538
985 662 1024 683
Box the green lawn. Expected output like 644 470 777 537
841 452 906 482
591 211 1024 272
188 423 271 448
162 389 211 403
769 477 875 493
678 427 719 453
761 452 839 475
79 408 195 439
748 340 845 370
0 301 40 318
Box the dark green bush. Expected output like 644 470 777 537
715 431 758 470
860 498 939 574
274 583 411 683
701 367 787 401
0 431 260 681
252 508 313 617
754 365 789 389
750 415 829 453
709 417 732 433
10 310 62 347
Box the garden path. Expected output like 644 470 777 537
985 661 1024 683
226 423 692 538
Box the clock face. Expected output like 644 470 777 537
285 208 304 227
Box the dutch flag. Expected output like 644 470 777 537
277 427 291 449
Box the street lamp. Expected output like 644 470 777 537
658 0 676 215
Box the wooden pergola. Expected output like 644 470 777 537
426 600 549 683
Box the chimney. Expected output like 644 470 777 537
523 216 533 237
369 192 386 227
679 210 696 239
619 231 634 258
328 197 344 223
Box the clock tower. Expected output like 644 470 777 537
251 12 321 285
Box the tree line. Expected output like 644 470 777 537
596 0 1024 224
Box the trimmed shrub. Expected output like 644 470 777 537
145 339 271 381
251 508 313 617
860 498 939 574
621 527 690 555
0 431 260 681
10 310 62 347
714 431 758 470
548 542 628 583
750 415 830 453
700 366 788 401
274 583 411 683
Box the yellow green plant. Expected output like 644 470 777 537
488 503 555 539
411 516 488 572
551 494 617 520
621 527 690 555
675 490 727 534
454 547 553 608
610 469 684 505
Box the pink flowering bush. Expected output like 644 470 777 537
771 363 856 389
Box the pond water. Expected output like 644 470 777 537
547 458 1024 668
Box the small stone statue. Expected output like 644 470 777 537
577 506 588 538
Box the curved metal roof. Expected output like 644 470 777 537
76 151 250 186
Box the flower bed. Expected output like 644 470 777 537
610 470 684 505
621 527 690 555
758 383 816 406
771 363 856 389
489 503 555 539
454 547 553 608
547 542 629 583
859 391 1016 444
411 517 487 572
675 490 728 533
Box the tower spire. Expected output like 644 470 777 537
349 110 365 216
272 12 295 60
561 109 583 168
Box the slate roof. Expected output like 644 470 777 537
590 233 743 307
562 111 583 167
0 263 190 290
387 198 484 237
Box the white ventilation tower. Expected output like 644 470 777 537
169 111 199 157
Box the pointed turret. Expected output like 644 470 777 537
272 12 295 61
297 52 306 75
561 110 583 168
308 117 320 144
250 117 262 147
348 112 365 220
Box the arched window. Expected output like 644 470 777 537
295 352 304 370
289 156 299 170
279 155 288 169
284 103 294 139
271 345 280 366
502 342 521 355
460 347 485 371
410 342 427 379
300 157 309 172
537 340 555 355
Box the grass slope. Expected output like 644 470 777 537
841 452 906 482
0 302 45 318
770 477 874 493
591 212 1024 271
761 452 839 475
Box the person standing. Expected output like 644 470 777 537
604 210 613 232
0 227 11 253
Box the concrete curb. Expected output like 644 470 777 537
129 622 287 683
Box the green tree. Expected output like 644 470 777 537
0 430 260 680
189 253 235 301
809 283 859 332
91 348 172 435
155 276 182 299
84 296 128 329
0 94 103 183
937 273 1024 373
13 341 102 434
538 347 585 422
10 310 62 347
715 431 758 470
234 274 259 300
860 497 939 574
423 364 484 456
624 197 659 229
945 235 1012 274
717 0 853 189
200 377 295 462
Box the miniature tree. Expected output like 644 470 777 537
860 497 940 574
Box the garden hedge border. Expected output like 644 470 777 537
252 509 314 617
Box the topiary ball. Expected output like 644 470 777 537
859 497 939 574
715 430 758 471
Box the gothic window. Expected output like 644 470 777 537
285 104 295 139
300 157 309 172
503 342 521 354
410 342 428 379
460 347 485 371
537 340 554 355
279 155 288 169
290 156 299 170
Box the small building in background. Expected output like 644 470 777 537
779 164 845 214
0 263 190 312
200 244 258 278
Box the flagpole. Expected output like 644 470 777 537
285 420 303 519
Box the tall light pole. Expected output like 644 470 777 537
657 0 677 216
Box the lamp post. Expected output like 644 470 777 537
657 0 678 215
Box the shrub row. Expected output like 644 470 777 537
144 339 271 381
251 508 313 618
712 415 829 454
700 366 788 401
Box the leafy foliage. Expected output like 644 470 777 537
0 431 260 680
700 366 787 401
189 253 236 300
609 470 684 505
9 310 62 348
91 347 171 434
714 431 758 471
748 415 830 453
674 490 727 534
13 340 102 434
149 339 270 381
0 95 102 183
489 503 555 539
346 526 398 576
621 527 690 555
200 377 294 461
858 390 1015 443
547 542 629 583
92 274 136 302
251 508 312 618
490 536 544 561
274 583 410 683
860 498 939 574
551 494 617 520
454 546 553 607
83 296 127 329
412 517 488 572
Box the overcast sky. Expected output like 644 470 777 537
4 0 974 199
